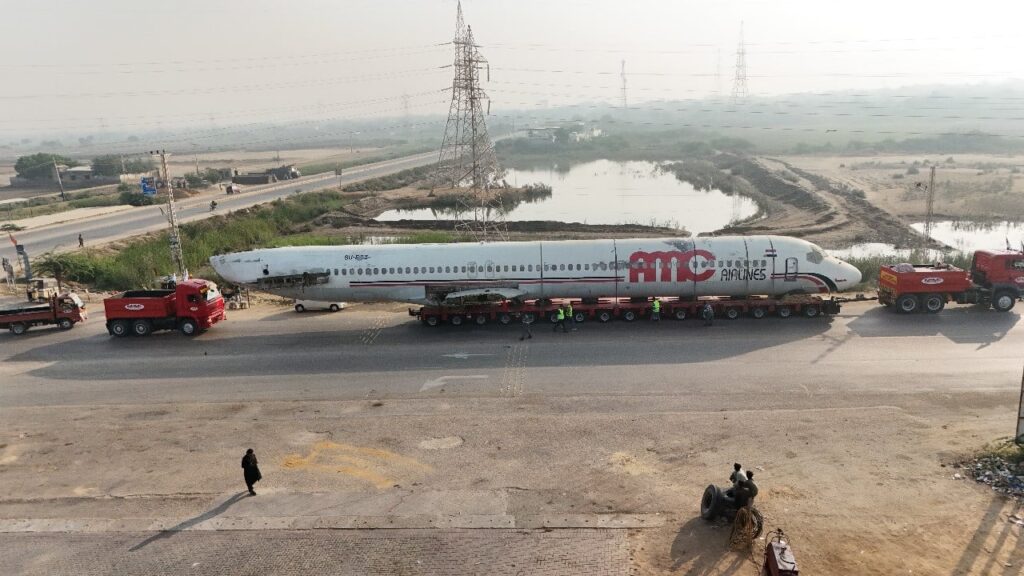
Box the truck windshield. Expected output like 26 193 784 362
68 294 84 308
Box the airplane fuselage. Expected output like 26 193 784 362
210 236 862 305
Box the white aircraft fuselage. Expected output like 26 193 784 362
210 236 862 305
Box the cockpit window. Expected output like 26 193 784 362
806 246 825 264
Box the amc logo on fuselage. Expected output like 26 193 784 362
124 303 145 311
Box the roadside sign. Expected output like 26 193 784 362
141 176 157 196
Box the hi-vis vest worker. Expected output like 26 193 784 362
556 308 565 321
566 302 573 318
652 299 661 313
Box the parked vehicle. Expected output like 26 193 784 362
104 279 226 337
294 299 346 312
879 249 1024 313
1 293 87 335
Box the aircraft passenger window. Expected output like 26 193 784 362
414 267 419 274
528 265 533 272
576 264 581 271
486 265 492 272
444 266 449 273
429 267 435 273
389 267 395 274
461 266 467 273
470 266 476 273
373 268 379 275
357 268 363 275
585 264 590 271
341 269 347 276
558 264 565 271
333 269 338 275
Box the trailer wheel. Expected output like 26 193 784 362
449 315 464 326
57 318 74 330
724 307 740 320
109 320 129 337
549 311 560 323
673 308 687 321
802 305 820 318
777 306 793 318
294 304 305 313
132 319 153 336
474 314 488 326
896 294 919 314
750 307 766 319
179 319 199 336
424 315 440 327
923 293 945 314
573 312 586 324
622 310 637 322
993 291 1017 312
597 310 612 323
498 313 512 325
9 323 28 335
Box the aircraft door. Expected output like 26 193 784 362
484 260 496 280
467 261 478 280
784 257 798 282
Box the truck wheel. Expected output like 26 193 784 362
777 306 792 318
57 318 74 330
896 294 919 314
803 305 820 318
700 485 721 521
132 319 152 336
329 304 340 312
109 320 129 337
923 293 945 314
449 315 464 326
10 323 28 335
750 307 766 319
179 319 199 336
498 313 512 325
725 307 740 320
993 291 1017 312
597 310 612 323
622 310 637 322
673 308 687 321
294 304 305 313
474 314 487 325
424 315 440 327
549 312 560 323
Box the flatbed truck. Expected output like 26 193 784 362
104 279 226 337
0 293 87 335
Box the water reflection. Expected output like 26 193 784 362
377 159 758 233
831 220 1024 260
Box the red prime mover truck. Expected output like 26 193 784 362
879 249 1024 313
1 293 87 335
104 279 226 337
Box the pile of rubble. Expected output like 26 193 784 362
954 454 1024 498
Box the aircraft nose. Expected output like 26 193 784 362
210 254 243 284
839 260 862 290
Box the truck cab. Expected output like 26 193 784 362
175 280 226 331
971 250 1024 310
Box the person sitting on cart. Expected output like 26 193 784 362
734 471 759 508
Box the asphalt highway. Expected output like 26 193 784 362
13 151 436 257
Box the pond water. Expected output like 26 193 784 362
828 220 1024 260
376 159 759 234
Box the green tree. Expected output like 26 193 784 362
91 155 121 177
14 153 78 179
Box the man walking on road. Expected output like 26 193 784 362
241 448 262 495
77 234 84 248
519 312 533 341
566 301 577 331
651 298 661 321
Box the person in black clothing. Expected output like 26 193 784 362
734 470 759 508
78 234 84 248
518 312 533 340
241 448 261 495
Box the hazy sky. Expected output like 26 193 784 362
2 0 1022 138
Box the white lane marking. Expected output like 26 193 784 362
442 353 495 360
420 375 490 392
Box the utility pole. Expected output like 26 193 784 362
620 60 627 110
1017 363 1024 444
150 150 186 279
924 165 937 242
120 154 127 175
52 159 66 201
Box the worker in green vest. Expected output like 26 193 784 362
553 305 567 333
566 301 577 330
651 298 661 321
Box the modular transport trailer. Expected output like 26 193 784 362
879 249 1024 313
0 293 87 335
411 294 840 327
104 279 226 337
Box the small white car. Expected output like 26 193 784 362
293 300 346 313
